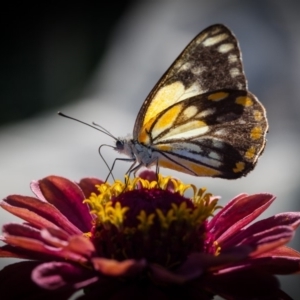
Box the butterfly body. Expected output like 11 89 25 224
114 24 268 179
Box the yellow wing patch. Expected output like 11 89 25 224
251 127 263 140
233 162 245 173
144 81 185 125
152 104 183 137
236 96 253 107
158 155 221 177
208 92 229 101
245 146 256 159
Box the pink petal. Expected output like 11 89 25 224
138 170 158 182
40 227 70 247
64 235 95 258
208 193 275 243
203 268 281 299
78 177 104 198
32 261 95 291
2 234 88 263
92 257 146 277
207 193 248 230
222 212 300 249
0 261 73 299
3 223 44 241
0 244 35 259
238 226 294 257
31 180 47 201
1 195 82 235
150 246 252 285
261 245 300 258
38 176 92 232
248 256 300 274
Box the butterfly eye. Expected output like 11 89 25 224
115 140 124 150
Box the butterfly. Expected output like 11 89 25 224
110 24 268 179
60 24 268 179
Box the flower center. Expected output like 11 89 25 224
85 175 218 269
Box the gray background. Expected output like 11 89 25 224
1 1 300 298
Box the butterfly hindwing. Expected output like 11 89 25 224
136 89 267 179
133 24 247 138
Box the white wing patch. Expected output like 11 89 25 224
218 43 234 53
202 33 229 47
170 149 222 168
230 68 241 78
178 83 205 101
195 108 216 118
156 121 209 141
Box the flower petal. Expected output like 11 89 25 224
1 195 82 235
203 268 281 300
3 223 44 241
78 178 104 198
222 212 300 249
238 226 294 256
0 244 38 259
32 261 96 291
38 176 92 232
150 246 252 285
248 256 300 274
0 261 73 300
92 257 146 277
263 245 300 258
2 234 89 262
208 193 275 243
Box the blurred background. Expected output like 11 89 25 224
1 0 300 298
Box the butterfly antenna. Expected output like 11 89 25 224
92 122 114 136
58 111 118 141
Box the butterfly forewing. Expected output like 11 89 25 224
133 24 247 138
127 24 267 179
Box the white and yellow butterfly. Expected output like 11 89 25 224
61 24 268 179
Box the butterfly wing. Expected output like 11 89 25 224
133 24 247 138
137 89 267 179
133 24 268 178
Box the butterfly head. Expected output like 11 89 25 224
114 137 135 158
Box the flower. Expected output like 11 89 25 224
1 171 300 299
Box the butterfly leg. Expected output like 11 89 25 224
125 160 143 178
155 158 160 183
105 157 136 183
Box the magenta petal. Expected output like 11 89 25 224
63 235 95 258
208 193 275 242
263 245 300 258
92 257 146 277
138 170 157 181
1 195 82 235
32 261 94 290
3 223 44 241
31 180 47 201
0 261 73 300
0 244 41 259
2 233 89 262
78 178 104 199
38 176 92 232
203 268 281 300
150 246 252 285
237 226 294 256
222 213 300 249
249 256 300 274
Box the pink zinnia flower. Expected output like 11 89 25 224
1 171 300 299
